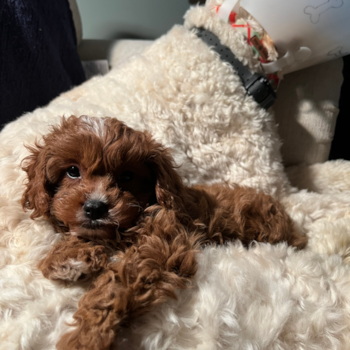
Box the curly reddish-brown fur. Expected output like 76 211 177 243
22 115 307 350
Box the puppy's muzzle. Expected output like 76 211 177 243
83 200 108 220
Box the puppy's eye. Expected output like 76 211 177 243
66 166 81 179
117 171 134 182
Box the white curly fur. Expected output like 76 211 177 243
116 243 350 350
1 1 350 349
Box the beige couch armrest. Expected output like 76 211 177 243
273 59 343 166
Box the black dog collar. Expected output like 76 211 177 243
195 28 276 110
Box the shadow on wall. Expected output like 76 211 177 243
76 0 192 40
111 31 154 40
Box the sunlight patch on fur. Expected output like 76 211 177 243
80 115 106 139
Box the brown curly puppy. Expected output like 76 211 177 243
22 115 307 350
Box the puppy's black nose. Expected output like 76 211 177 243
83 200 108 220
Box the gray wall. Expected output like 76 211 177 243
76 0 191 40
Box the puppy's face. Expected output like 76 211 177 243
22 116 183 240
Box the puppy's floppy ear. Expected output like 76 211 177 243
107 119 187 212
147 142 185 211
21 143 52 219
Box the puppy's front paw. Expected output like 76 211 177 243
46 259 91 282
38 246 108 282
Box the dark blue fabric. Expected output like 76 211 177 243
329 54 350 160
0 0 86 129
